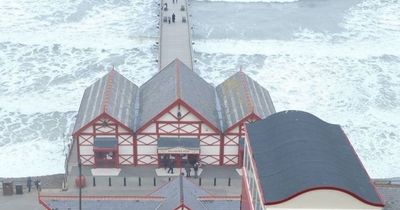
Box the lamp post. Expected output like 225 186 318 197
78 161 82 210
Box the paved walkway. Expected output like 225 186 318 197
159 0 193 70
0 190 43 210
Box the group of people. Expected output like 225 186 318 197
162 155 201 178
184 161 200 178
26 177 41 192
163 3 176 24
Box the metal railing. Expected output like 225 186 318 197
66 176 241 189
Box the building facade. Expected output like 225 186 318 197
72 59 275 168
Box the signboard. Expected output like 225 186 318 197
158 147 199 154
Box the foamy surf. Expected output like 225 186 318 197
193 0 400 178
193 0 298 2
0 0 399 179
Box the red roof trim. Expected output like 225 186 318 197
238 70 254 113
73 112 133 138
265 186 384 207
102 69 116 113
136 99 220 133
224 113 261 134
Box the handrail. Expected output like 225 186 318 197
184 0 194 70
158 1 164 71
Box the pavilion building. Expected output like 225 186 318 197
241 110 384 210
72 59 275 168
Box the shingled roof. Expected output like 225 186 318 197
245 110 384 206
137 59 219 130
216 71 275 131
73 70 139 134
151 176 209 210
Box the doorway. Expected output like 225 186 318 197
158 154 199 168
94 151 118 168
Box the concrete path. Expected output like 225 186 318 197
159 0 193 70
0 190 43 210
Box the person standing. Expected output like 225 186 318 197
38 180 41 192
162 155 169 170
172 13 176 23
34 179 39 190
27 177 32 192
167 159 174 174
193 162 199 178
184 161 191 177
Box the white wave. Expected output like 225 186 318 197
0 140 66 177
1 0 399 179
193 0 400 178
194 0 298 3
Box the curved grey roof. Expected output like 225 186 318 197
73 70 138 134
216 71 275 131
246 110 383 206
137 59 219 130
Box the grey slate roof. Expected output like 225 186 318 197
217 71 275 131
137 59 219 130
201 200 241 210
73 70 139 134
47 200 161 210
157 137 200 149
246 110 384 206
151 176 209 210
94 137 117 148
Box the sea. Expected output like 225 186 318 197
0 0 399 178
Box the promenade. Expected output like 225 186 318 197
159 0 193 70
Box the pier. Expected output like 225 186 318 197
159 0 193 70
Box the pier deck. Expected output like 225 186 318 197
159 0 193 70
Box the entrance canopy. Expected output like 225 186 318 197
93 137 118 152
157 137 200 154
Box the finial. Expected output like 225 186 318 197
239 65 243 72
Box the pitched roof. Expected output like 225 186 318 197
73 70 139 134
216 71 275 131
245 110 383 206
137 59 219 130
151 176 209 210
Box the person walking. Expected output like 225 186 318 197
193 162 199 178
167 159 174 174
27 177 32 192
172 13 176 23
37 180 41 191
34 179 39 190
162 155 169 170
184 161 191 177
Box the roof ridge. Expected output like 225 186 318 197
102 69 116 113
175 59 181 99
238 69 255 113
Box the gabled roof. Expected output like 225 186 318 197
151 176 209 210
137 59 219 130
216 71 275 131
73 70 139 134
245 110 384 206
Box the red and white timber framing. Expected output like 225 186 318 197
135 99 221 166
221 113 261 166
73 101 263 167
73 112 135 166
